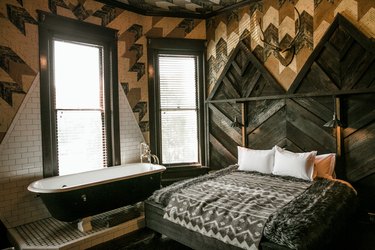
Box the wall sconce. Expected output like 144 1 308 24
324 96 343 128
230 102 248 147
230 117 245 128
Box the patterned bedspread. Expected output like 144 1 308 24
148 165 357 250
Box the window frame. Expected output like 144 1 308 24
148 38 206 168
38 11 120 177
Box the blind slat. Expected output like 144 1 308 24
158 54 199 164
54 40 107 176
159 55 197 109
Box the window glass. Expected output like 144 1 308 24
39 13 120 177
158 55 199 164
53 40 106 175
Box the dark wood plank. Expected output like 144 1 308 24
329 26 352 52
209 104 242 145
233 47 248 71
243 69 262 97
292 96 333 122
247 99 286 133
337 14 375 52
316 44 340 86
354 60 375 89
342 94 375 137
342 49 375 90
210 121 240 157
286 121 335 154
277 138 304 152
340 42 366 87
222 76 241 99
297 62 339 93
286 99 336 151
208 42 249 100
344 122 375 182
247 107 286 149
209 135 237 169
213 102 241 121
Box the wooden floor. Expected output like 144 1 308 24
89 220 375 250
88 228 191 250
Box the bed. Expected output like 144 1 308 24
145 148 357 250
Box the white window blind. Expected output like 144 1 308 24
158 55 199 164
53 40 107 175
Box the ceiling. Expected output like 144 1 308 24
97 0 260 19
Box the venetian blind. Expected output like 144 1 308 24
158 55 199 164
53 40 107 176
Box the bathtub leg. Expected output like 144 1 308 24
77 217 92 233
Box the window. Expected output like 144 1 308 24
39 12 120 177
148 39 205 167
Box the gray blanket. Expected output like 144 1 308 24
150 166 312 249
263 178 357 249
148 166 356 250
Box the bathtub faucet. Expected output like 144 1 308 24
140 143 159 164
151 154 159 165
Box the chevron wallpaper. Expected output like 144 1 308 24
206 0 375 92
0 0 205 143
1 0 374 144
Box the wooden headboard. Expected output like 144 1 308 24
206 14 375 211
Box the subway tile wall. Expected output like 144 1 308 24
119 85 145 164
0 75 145 228
0 74 48 227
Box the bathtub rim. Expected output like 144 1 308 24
27 163 166 194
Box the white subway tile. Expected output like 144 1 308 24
7 153 21 160
15 158 28 165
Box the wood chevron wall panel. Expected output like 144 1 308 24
247 99 287 149
207 41 284 169
285 98 335 153
206 0 375 92
207 13 374 193
0 0 205 143
209 103 240 169
246 97 335 153
343 94 375 182
342 93 375 211
290 15 375 94
208 41 284 101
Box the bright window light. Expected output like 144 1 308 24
53 40 107 175
158 55 199 164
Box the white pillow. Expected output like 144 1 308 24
314 153 336 179
272 146 317 181
237 146 275 174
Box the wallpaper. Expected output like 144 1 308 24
0 0 206 143
109 0 250 15
206 0 375 92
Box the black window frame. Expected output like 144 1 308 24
148 38 206 168
38 11 120 177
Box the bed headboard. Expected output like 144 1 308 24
206 14 375 211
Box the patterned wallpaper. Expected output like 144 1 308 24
206 0 375 92
107 0 250 16
0 0 206 143
1 0 374 143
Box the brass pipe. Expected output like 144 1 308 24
241 102 247 147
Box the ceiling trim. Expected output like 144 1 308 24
205 0 260 19
96 0 261 19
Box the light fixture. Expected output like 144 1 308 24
229 102 248 147
324 96 343 128
230 117 244 128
